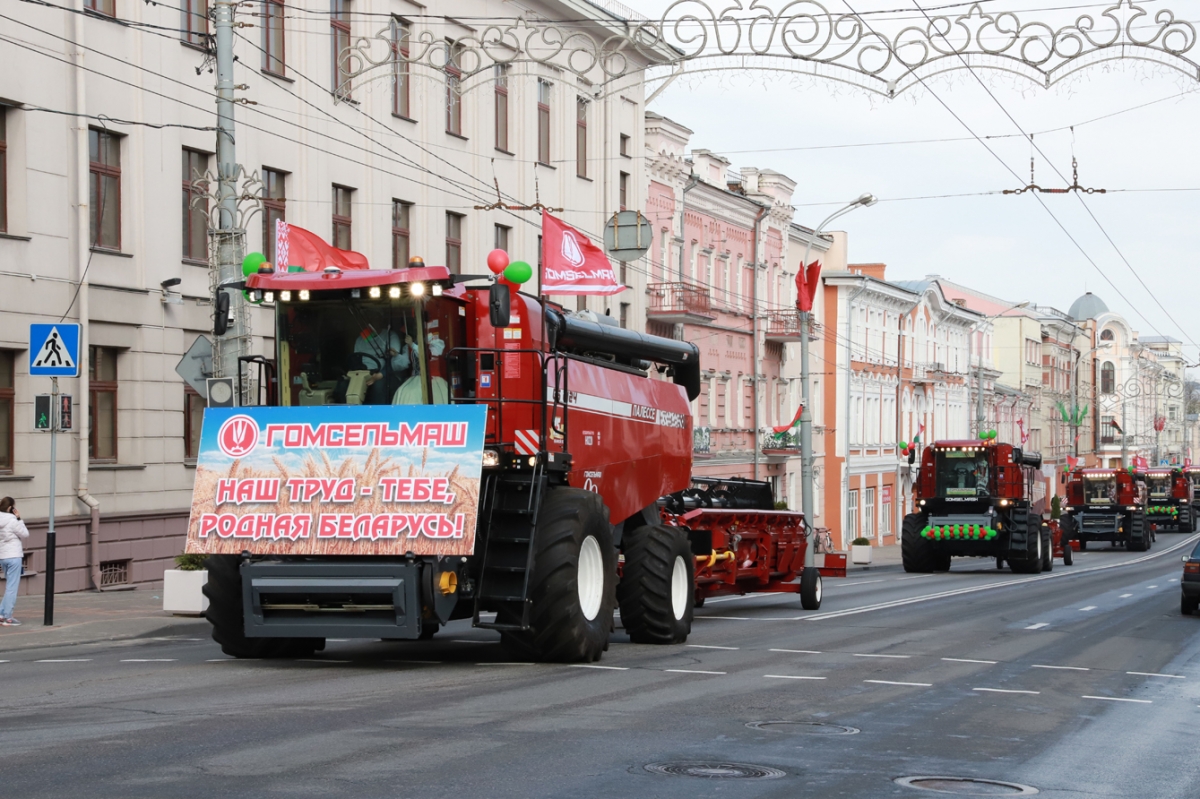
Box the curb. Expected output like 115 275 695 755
0 617 211 654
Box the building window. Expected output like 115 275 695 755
537 79 551 164
89 346 118 463
391 200 411 270
182 148 208 262
0 109 6 234
1100 362 1115 394
847 489 859 541
263 0 286 74
1101 414 1117 444
446 212 463 274
881 499 892 538
1025 338 1040 365
494 224 510 253
331 0 351 96
576 97 588 178
863 486 875 540
446 40 462 135
619 133 630 157
391 18 411 118
86 0 115 16
620 302 629 329
0 351 12 473
1100 328 1114 341
89 127 121 250
494 65 509 151
184 388 204 461
332 185 353 250
619 171 629 210
100 559 130 587
262 168 286 264
181 0 208 46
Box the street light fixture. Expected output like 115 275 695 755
798 193 876 568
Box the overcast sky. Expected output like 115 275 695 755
633 0 1200 358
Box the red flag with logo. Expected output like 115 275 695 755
276 220 370 272
541 213 625 295
795 261 821 312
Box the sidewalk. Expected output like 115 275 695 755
0 589 210 653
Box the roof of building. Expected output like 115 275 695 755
1139 336 1181 344
1067 292 1109 321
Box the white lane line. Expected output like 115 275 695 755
1147 586 1159 590
1127 671 1185 679
327 638 350 642
765 674 826 680
830 579 886 587
35 659 91 663
943 658 998 665
1079 606 1098 611
570 664 629 671
665 669 726 675
1169 578 1179 583
865 679 932 687
297 659 352 664
120 659 177 663
770 649 822 654
894 575 934 581
475 663 529 667
451 640 490 644
1025 623 1050 630
1083 695 1153 704
687 645 739 650
386 660 442 664
1119 593 1134 598
1032 664 1090 671
696 616 751 621
854 653 912 659
974 688 1041 695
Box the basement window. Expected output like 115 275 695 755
100 559 131 587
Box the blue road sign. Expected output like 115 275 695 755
30 323 81 377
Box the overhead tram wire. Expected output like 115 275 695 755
908 0 1200 353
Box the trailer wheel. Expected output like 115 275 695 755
1041 527 1053 572
1062 541 1073 566
901 513 934 573
500 487 616 662
617 524 694 644
202 555 321 659
1129 511 1148 552
800 567 823 610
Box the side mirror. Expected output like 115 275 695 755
214 290 231 337
1060 472 1066 485
907 449 916 465
489 283 511 328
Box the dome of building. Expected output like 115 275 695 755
1068 292 1109 321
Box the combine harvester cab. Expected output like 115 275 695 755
1135 467 1192 533
1060 468 1149 551
902 437 1052 574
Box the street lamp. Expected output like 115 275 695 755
799 193 876 568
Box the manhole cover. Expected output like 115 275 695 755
896 776 1039 795
746 720 860 735
644 762 786 779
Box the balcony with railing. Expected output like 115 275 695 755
646 282 716 324
764 309 802 342
761 429 802 458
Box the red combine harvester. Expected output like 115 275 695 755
1060 468 1150 551
903 438 1052 573
195 260 833 662
1135 467 1193 533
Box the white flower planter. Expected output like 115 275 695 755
850 544 873 565
163 569 209 615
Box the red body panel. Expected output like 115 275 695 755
915 441 1029 502
1064 469 1141 507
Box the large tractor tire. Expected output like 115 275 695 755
800 567 823 610
901 513 935 573
617 524 694 644
1041 526 1053 572
932 553 952 572
202 555 321 659
500 488 616 662
1128 510 1149 552
1008 508 1043 575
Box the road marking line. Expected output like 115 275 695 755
1080 606 1098 611
765 674 826 680
35 659 91 663
1147 586 1158 589
865 679 932 687
475 663 529 666
831 579 886 587
665 669 726 675
696 616 751 620
974 688 1040 695
1119 593 1134 598
770 649 822 654
1169 578 1178 583
119 659 177 663
1127 671 1185 679
570 664 629 670
687 645 739 650
386 660 442 664
327 638 350 642
1032 664 1089 671
1025 623 1050 630
894 575 934 580
1083 695 1153 704
451 640 489 644
854 653 911 659
942 658 998 665
297 659 351 664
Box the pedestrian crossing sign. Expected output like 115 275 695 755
29 323 80 377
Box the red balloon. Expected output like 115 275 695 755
486 249 509 274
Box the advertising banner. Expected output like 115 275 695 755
185 405 486 557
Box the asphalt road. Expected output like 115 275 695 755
3 534 1199 798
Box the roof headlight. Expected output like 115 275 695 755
389 286 401 299
368 286 381 299
410 281 426 297
432 283 444 297
279 290 292 302
299 290 310 301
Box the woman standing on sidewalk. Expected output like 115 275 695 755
0 497 29 626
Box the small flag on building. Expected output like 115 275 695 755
540 213 625 295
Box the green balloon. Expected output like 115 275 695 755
504 260 533 284
242 251 267 276
979 431 988 440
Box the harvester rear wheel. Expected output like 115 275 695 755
202 555 321 659
1008 508 1042 575
617 524 695 644
800 567 823 610
500 488 616 662
901 513 934 573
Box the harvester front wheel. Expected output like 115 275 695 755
500 488 616 663
901 513 934 573
618 524 695 644
1008 508 1042 575
202 555 321 659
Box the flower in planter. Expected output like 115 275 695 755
174 553 208 571
851 537 872 547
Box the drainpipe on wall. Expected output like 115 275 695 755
750 205 767 482
73 0 101 591
677 173 699 280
